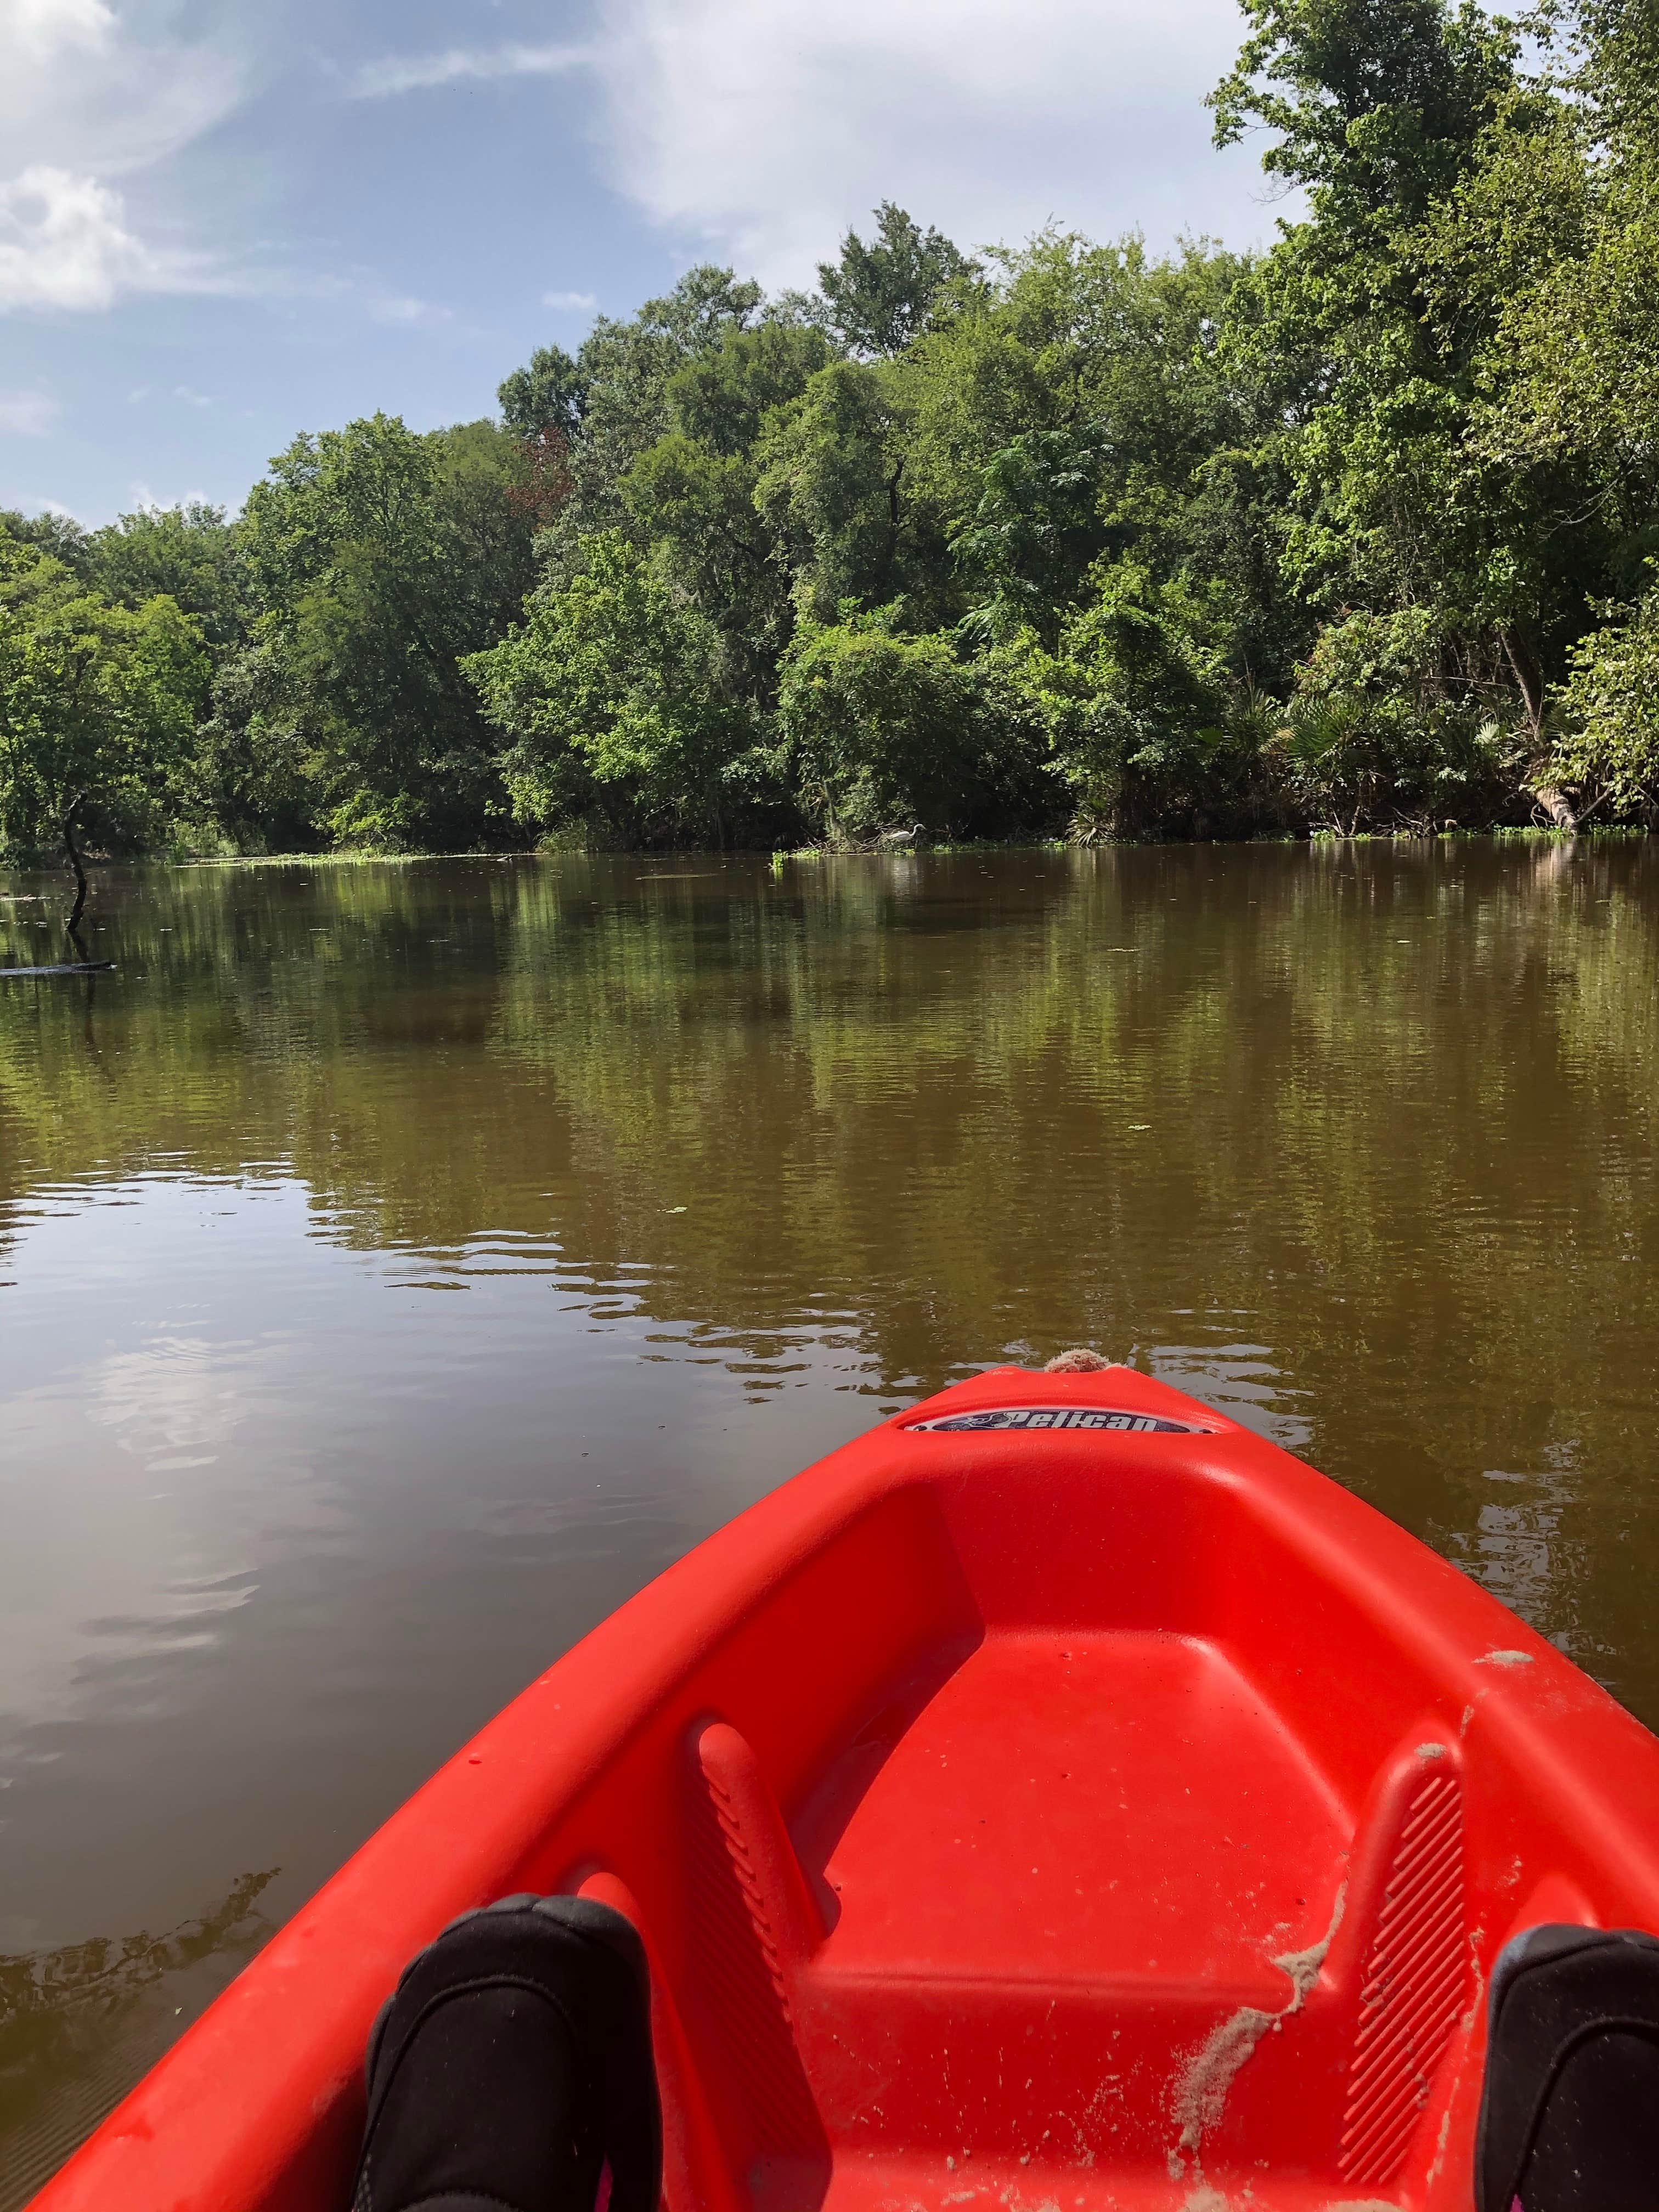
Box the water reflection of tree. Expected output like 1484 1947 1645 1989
0 1870 278 2210
1 846 1655 1369
1433 1443 1605 1678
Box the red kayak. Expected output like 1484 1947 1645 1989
30 1364 1659 2210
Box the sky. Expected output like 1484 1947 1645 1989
0 0 1287 527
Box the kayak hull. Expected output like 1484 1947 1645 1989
30 1365 1659 2210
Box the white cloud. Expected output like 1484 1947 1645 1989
126 480 211 514
3 493 79 518
0 0 245 315
173 383 213 407
0 0 241 183
351 43 590 100
543 288 599 311
591 0 1276 285
10 0 113 60
0 165 222 312
0 387 60 435
369 294 454 327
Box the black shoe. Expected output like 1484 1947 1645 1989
352 1893 662 2212
1476 1922 1659 2211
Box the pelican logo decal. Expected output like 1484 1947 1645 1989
905 1406 1200 1434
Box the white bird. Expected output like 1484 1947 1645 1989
875 822 926 847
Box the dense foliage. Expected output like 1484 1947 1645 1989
4 0 1657 860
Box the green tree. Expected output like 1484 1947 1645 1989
465 532 766 848
0 509 92 577
1488 0 1659 816
1442 2 1659 811
536 268 765 548
817 202 975 357
951 424 1117 645
87 503 245 652
0 533 207 927
224 414 536 849
757 358 948 623
620 321 836 697
998 558 1244 837
497 343 590 440
1553 580 1659 821
1210 0 1520 217
901 234 1283 674
190 642 320 856
1209 0 1594 792
778 609 1045 839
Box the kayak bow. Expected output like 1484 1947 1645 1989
31 1364 1659 2210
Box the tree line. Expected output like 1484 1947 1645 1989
4 0 1657 871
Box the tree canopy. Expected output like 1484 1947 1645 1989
0 537 208 902
5 3 1658 861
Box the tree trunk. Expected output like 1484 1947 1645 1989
884 457 906 590
63 804 89 952
1532 784 1578 832
1499 627 1545 744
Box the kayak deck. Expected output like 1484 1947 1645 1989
33 1365 1659 2211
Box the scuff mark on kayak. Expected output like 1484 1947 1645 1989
984 2189 1060 2212
1476 1649 1534 1668
1171 1883 1347 2158
1175 2002 1278 2156
1424 2099 1455 2194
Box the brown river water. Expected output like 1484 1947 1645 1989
0 840 1655 2198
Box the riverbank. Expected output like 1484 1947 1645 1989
2 819 1646 885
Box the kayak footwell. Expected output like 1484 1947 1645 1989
808 1630 1347 1994
35 1364 1659 2212
669 1626 1407 2209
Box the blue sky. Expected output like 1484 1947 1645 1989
1 0 1284 527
